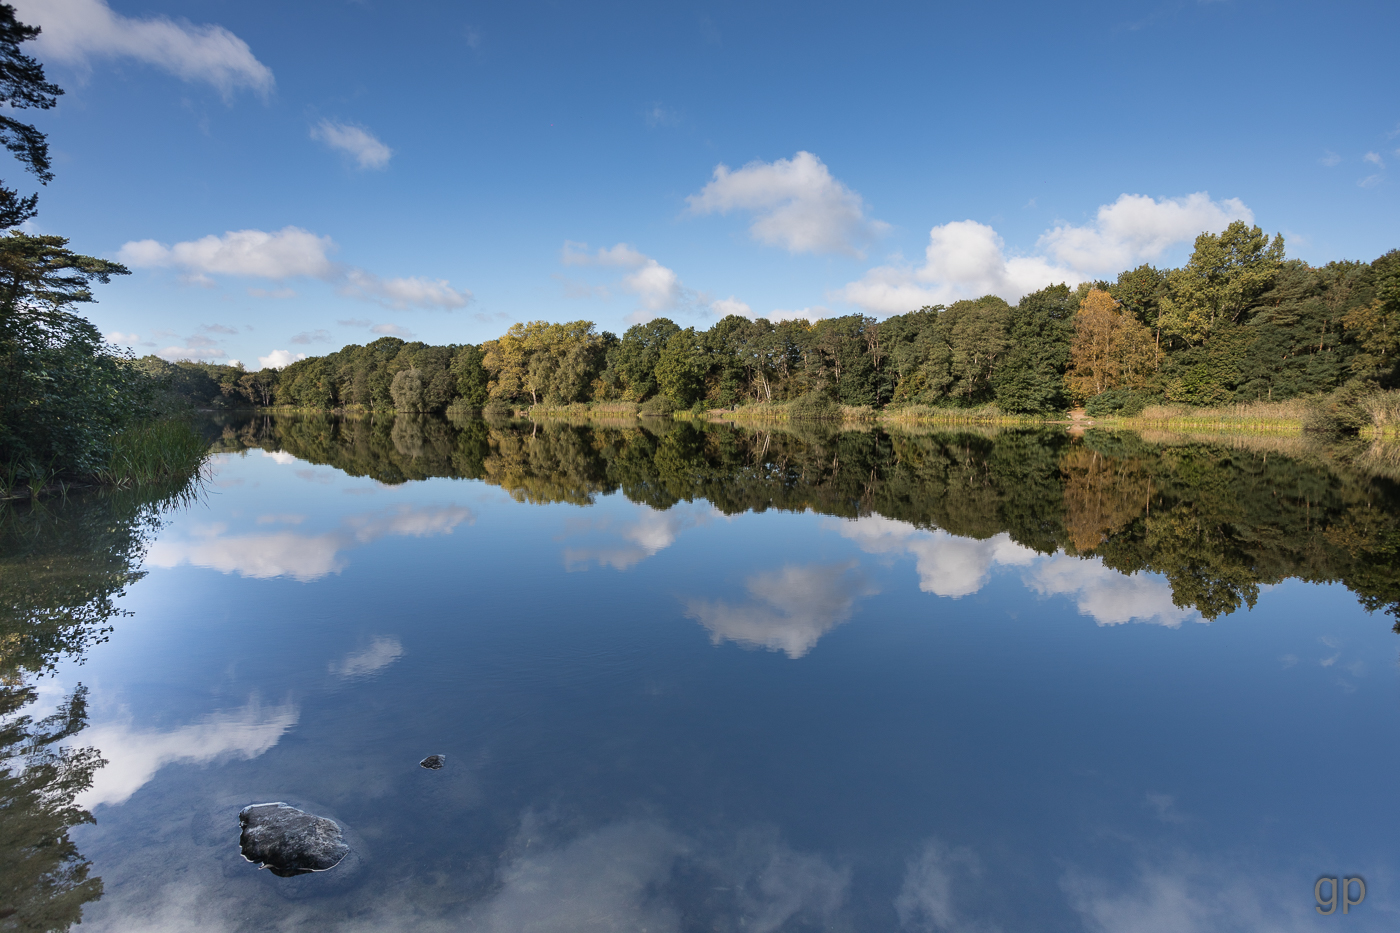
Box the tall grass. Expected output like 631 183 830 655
1117 398 1312 434
878 403 1045 426
98 419 211 487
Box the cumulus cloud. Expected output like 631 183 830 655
622 258 686 314
559 241 698 322
105 331 140 345
257 349 305 370
1364 151 1385 168
687 151 888 256
18 0 273 97
147 503 474 581
338 268 471 310
76 697 297 809
329 636 403 679
686 561 877 658
370 322 413 337
838 219 1079 314
118 226 337 280
710 296 754 318
119 226 471 309
1038 192 1253 273
310 119 392 169
838 192 1253 315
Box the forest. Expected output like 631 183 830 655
167 225 1400 420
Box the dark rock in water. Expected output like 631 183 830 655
239 803 349 877
419 754 446 770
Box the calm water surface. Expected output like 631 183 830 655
8 415 1400 931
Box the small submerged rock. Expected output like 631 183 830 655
239 803 349 877
419 754 446 770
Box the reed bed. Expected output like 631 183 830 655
1109 398 1313 435
877 403 1048 426
99 419 211 487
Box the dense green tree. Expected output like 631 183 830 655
0 3 61 227
994 284 1075 413
0 234 135 478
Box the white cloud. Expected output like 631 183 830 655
560 241 696 322
106 330 139 345
146 503 474 581
288 329 331 345
710 296 754 318
370 322 413 337
1358 174 1384 188
622 259 684 312
257 349 305 370
766 306 830 323
329 636 403 679
157 343 228 362
248 286 296 299
687 151 887 256
838 219 1080 314
1320 150 1341 166
685 561 877 658
19 0 274 96
76 698 297 809
339 268 471 310
119 226 337 280
310 119 392 169
837 192 1253 316
119 226 471 309
1038 192 1253 273
1364 151 1385 168
644 104 680 127
561 241 650 267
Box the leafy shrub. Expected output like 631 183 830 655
639 396 674 416
1085 388 1151 417
788 390 841 421
1305 384 1374 437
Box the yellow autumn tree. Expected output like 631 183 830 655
1066 289 1156 400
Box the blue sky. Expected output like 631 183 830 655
14 0 1399 368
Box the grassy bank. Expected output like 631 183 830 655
1 418 211 499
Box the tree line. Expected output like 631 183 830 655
169 224 1399 418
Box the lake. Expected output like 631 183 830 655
5 413 1400 931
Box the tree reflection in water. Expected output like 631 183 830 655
1 482 197 931
215 411 1400 624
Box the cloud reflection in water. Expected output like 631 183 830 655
147 504 474 581
686 561 878 658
